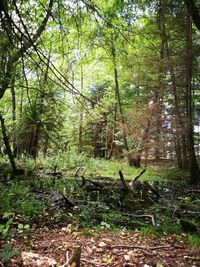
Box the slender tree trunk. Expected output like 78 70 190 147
185 14 200 184
159 0 188 169
108 102 117 159
0 113 17 173
111 41 128 151
78 66 84 153
156 0 165 160
10 76 18 157
114 66 128 151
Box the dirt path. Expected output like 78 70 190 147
5 228 200 267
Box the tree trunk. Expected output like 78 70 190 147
78 66 84 153
185 13 200 184
111 40 128 151
0 113 17 173
184 0 200 31
108 102 117 159
10 76 18 157
159 0 189 169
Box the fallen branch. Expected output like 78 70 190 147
59 190 74 208
119 170 129 191
74 166 87 177
187 189 200 193
74 167 83 176
123 213 155 225
82 258 109 266
184 255 200 261
133 169 146 182
128 169 146 190
143 181 161 198
109 244 172 250
133 214 155 226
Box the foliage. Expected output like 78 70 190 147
187 234 200 248
17 223 31 235
0 182 45 223
0 243 20 263
0 213 14 238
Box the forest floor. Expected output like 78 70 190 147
4 226 200 267
1 158 200 266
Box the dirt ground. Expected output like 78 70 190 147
3 227 200 267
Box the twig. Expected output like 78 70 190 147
59 190 74 208
82 258 109 266
86 179 104 188
187 189 200 193
119 170 129 191
184 255 200 260
134 214 155 226
80 166 87 176
74 166 87 177
74 167 82 176
64 249 70 267
143 181 160 198
109 244 172 250
133 169 146 182
123 213 155 225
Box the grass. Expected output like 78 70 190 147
2 152 189 182
0 154 196 243
187 234 200 248
85 158 190 182
0 181 46 224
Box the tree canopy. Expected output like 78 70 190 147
1 0 200 183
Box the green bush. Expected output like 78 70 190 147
0 182 45 223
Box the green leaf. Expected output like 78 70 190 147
18 224 24 229
24 224 30 229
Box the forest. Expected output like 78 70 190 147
0 0 200 266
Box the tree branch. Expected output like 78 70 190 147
0 0 54 100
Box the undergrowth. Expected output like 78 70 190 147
0 154 198 249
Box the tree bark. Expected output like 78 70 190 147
0 113 17 173
184 0 200 31
185 13 200 184
10 76 18 157
78 66 84 153
111 41 128 151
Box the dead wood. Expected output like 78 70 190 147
74 169 104 189
133 214 155 225
143 181 160 198
74 166 87 177
123 213 155 225
133 169 146 182
74 167 82 176
66 247 81 267
74 175 86 187
119 170 129 191
81 259 108 266
187 189 200 193
86 179 104 188
59 190 74 208
128 169 146 193
108 244 172 250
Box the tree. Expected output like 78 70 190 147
0 0 53 170
184 0 200 30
